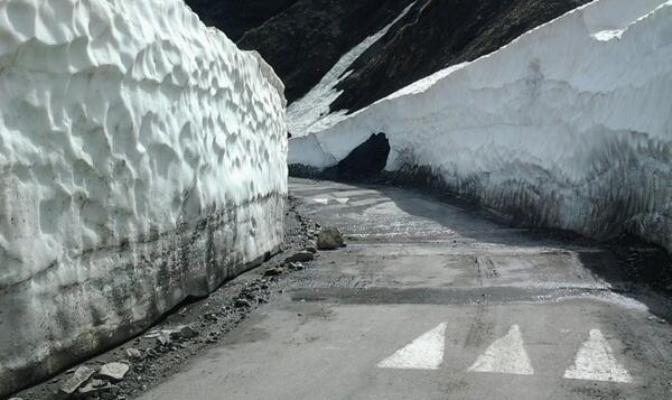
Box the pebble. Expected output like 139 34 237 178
99 362 130 381
286 251 314 263
61 366 95 394
288 262 304 271
126 348 143 361
235 298 252 308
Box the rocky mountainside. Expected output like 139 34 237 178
185 0 299 42
331 0 591 112
187 0 589 118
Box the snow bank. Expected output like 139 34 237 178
290 0 672 249
0 0 286 395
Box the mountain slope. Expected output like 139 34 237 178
186 0 590 134
185 0 299 41
331 0 590 113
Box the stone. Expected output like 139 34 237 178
99 362 130 381
305 246 318 253
328 133 390 179
79 379 114 394
648 316 668 324
264 267 284 277
126 348 143 361
235 298 252 308
317 226 345 250
157 331 172 346
286 251 314 263
288 262 304 271
170 325 199 340
61 366 95 394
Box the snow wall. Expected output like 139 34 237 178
0 0 287 395
290 0 672 251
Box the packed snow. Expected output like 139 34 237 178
286 2 414 137
290 0 672 251
0 0 286 395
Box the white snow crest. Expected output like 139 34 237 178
0 0 286 394
289 0 672 252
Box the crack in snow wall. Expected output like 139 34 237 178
290 0 672 250
0 0 287 395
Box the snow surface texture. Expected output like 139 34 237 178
290 0 672 251
0 0 286 395
286 2 414 137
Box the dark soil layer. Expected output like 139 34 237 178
239 0 412 103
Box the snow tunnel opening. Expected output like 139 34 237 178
331 132 390 180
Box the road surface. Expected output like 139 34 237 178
140 178 672 400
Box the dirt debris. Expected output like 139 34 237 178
13 195 321 400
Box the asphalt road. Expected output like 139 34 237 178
139 178 672 400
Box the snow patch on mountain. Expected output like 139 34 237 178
289 0 672 251
0 0 286 395
287 2 414 137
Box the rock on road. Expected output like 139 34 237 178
139 178 672 400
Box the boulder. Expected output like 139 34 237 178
79 379 115 394
317 227 345 250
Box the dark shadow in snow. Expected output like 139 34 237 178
324 132 390 181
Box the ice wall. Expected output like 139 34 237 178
290 0 672 250
0 0 286 395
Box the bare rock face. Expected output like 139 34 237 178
185 0 299 41
317 227 345 250
286 251 315 263
0 0 286 396
188 0 413 104
331 0 591 113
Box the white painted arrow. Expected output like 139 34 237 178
564 329 633 383
377 323 447 370
468 324 534 375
